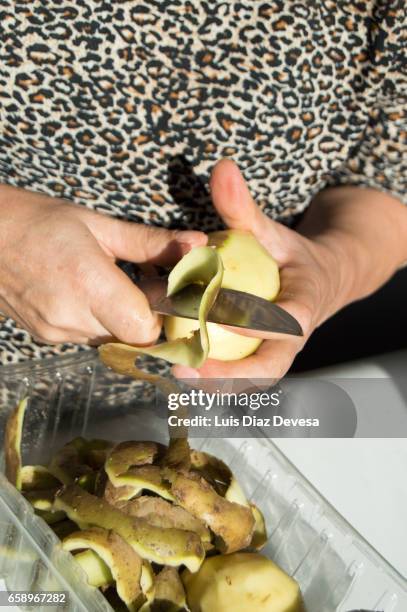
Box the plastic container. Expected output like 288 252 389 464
0 352 406 612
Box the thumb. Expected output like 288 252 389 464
210 159 285 253
85 211 207 266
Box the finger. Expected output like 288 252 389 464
59 318 113 345
86 213 208 266
24 295 113 345
87 332 115 346
210 159 286 256
273 262 320 336
90 255 162 345
0 298 107 346
31 330 90 345
36 327 113 346
173 335 304 380
168 375 268 395
210 159 260 231
29 314 110 345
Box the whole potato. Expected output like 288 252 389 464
182 552 305 612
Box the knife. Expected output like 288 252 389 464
148 283 303 337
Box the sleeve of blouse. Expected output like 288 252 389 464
326 2 407 205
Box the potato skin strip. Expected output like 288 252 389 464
190 450 250 507
63 527 144 611
250 504 268 550
48 437 111 485
153 565 188 611
117 496 211 544
5 396 28 490
99 245 223 370
54 485 205 572
23 488 59 511
106 441 165 476
107 464 174 502
72 549 114 588
21 465 61 492
164 470 255 554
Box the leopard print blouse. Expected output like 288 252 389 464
0 1 406 364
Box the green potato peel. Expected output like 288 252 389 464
98 245 223 373
152 565 188 611
54 484 205 572
4 396 28 490
20 465 61 491
63 527 145 611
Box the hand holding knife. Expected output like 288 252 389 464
140 275 303 337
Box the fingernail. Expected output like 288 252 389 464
179 231 208 248
173 366 200 379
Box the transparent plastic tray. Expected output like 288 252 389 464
0 352 406 612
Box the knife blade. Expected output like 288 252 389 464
149 283 303 336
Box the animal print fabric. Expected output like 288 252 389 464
0 0 406 364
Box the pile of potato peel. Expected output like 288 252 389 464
4 398 305 612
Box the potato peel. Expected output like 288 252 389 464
190 450 249 507
48 437 112 486
106 441 166 477
63 527 144 610
48 438 94 485
55 485 205 572
21 465 61 492
24 488 59 511
4 396 28 490
73 549 114 589
250 504 268 550
164 470 255 554
152 566 188 611
118 496 211 544
107 465 174 502
99 246 223 371
7 391 271 610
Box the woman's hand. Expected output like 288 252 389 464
0 185 206 345
173 160 407 380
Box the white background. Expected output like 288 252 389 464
275 437 407 577
276 349 407 578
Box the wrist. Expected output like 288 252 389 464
312 228 367 318
298 187 407 314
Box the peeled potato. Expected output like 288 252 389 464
165 318 261 361
182 552 305 612
165 230 280 361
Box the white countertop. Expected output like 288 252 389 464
275 437 407 578
275 349 407 578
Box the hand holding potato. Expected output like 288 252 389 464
173 159 407 379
